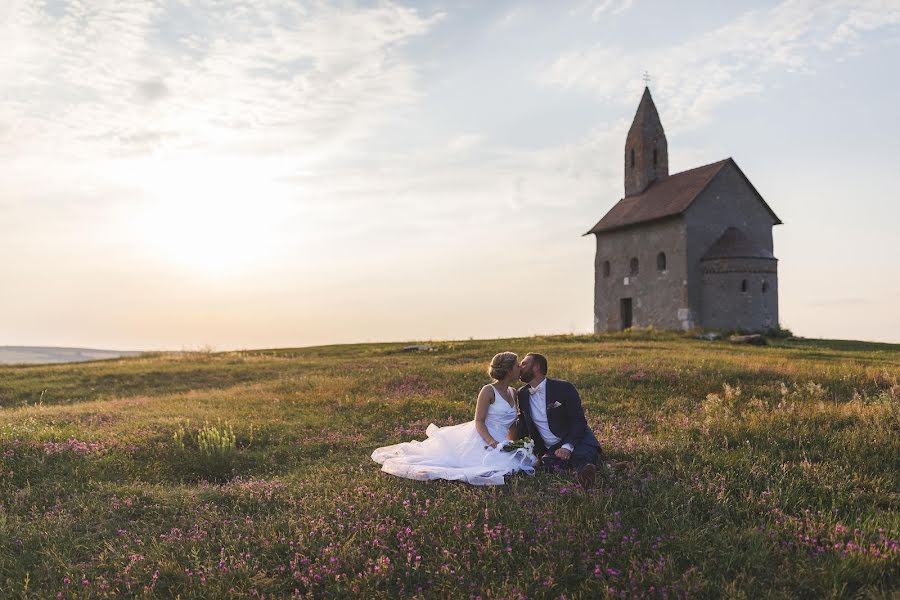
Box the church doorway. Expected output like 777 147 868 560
620 298 633 330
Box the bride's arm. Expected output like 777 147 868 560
474 385 499 448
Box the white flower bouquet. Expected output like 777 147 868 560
500 436 534 454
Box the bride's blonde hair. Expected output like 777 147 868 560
488 352 518 380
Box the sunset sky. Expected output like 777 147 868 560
2 0 899 350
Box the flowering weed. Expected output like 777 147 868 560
0 332 897 598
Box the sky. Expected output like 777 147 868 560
1 0 899 351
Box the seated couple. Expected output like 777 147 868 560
371 352 602 488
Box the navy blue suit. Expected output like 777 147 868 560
517 378 601 470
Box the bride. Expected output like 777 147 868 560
371 352 537 485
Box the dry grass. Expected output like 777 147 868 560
0 331 897 598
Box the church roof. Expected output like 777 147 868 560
585 158 782 235
629 87 664 138
701 226 775 260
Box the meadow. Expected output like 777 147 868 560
0 332 897 599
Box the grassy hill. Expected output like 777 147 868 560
0 332 897 598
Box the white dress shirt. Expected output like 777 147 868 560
527 379 574 452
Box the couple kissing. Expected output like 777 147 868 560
371 352 602 489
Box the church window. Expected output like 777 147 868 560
762 280 769 293
741 279 748 293
603 260 610 278
630 148 635 169
630 257 639 275
656 252 666 271
653 148 658 168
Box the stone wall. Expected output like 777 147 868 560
593 218 690 332
700 257 779 330
625 128 668 197
684 162 780 327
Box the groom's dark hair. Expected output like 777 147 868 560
526 352 548 376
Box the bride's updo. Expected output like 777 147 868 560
488 352 518 380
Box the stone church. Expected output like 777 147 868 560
586 87 782 332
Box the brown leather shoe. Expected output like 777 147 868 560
576 463 596 490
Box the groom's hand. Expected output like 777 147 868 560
554 448 572 460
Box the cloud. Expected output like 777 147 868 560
825 1 900 47
135 78 170 103
0 1 445 164
496 124 626 210
115 129 180 156
447 133 484 153
566 0 635 20
274 119 626 253
591 0 635 20
540 0 900 129
0 0 452 297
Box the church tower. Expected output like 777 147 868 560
624 87 668 196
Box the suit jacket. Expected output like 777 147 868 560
517 378 601 456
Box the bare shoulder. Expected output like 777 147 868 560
478 384 496 402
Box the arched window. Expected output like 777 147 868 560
653 148 658 168
741 279 748 293
603 260 610 278
630 148 635 169
656 251 666 271
630 257 639 275
762 280 769 293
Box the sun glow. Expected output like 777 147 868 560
135 160 291 276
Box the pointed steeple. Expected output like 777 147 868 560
624 87 668 197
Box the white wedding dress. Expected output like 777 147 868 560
371 385 537 486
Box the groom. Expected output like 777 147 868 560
517 353 603 489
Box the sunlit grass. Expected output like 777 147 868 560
0 332 897 597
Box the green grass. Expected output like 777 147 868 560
0 331 897 598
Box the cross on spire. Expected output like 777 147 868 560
642 70 651 87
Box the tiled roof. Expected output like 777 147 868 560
586 159 729 235
701 226 775 260
585 158 781 235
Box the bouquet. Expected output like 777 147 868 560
500 437 534 454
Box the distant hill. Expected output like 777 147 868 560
0 346 141 365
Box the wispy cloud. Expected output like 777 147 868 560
0 0 448 279
540 0 900 128
590 0 635 20
0 1 444 164
565 0 635 20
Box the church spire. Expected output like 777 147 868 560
624 86 668 197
